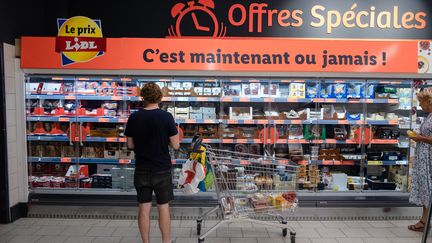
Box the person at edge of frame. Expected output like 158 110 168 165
408 87 432 232
125 82 180 243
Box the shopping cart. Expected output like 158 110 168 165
193 145 299 243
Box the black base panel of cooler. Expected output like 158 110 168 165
29 191 412 208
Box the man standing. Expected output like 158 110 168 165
125 83 179 243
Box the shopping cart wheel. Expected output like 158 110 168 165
290 232 296 243
198 238 204 243
196 219 202 235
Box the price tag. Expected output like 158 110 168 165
59 118 69 122
396 161 407 165
177 97 187 101
112 96 122 100
368 161 383 165
240 160 250 165
227 120 236 124
118 118 127 123
119 159 131 164
98 118 109 122
389 120 398 125
291 120 302 125
65 95 75 100
119 138 127 142
237 139 247 143
61 158 72 163
106 137 117 142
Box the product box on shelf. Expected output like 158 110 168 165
66 165 89 179
305 82 319 98
26 83 43 94
320 83 334 98
43 145 62 157
288 125 304 139
193 87 203 96
365 83 376 98
82 146 104 158
90 127 118 137
305 108 323 120
376 86 398 99
41 83 63 94
61 146 75 157
288 83 305 98
223 84 241 96
334 106 347 120
229 107 253 120
189 113 203 119
347 83 364 99
97 164 115 174
104 150 120 159
333 83 347 99
203 114 217 120
119 149 135 159
76 81 98 95
189 107 202 113
202 107 216 114
91 174 112 188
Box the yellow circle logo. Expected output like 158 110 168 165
56 16 105 65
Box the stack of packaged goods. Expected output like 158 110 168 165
91 174 112 188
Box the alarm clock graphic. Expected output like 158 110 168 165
168 0 226 37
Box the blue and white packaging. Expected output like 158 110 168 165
347 83 364 99
320 83 334 98
334 83 347 99
306 82 319 98
365 84 376 99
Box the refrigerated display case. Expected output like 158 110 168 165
25 76 416 204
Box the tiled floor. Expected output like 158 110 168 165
0 218 428 243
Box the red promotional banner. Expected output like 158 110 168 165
21 37 421 73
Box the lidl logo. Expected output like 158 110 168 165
55 16 106 66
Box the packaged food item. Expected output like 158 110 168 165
288 125 304 139
320 83 334 98
365 83 376 98
223 84 241 96
250 83 261 96
288 83 305 98
306 82 319 98
333 83 347 99
347 83 364 98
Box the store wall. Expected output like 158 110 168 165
4 43 28 221
0 1 45 45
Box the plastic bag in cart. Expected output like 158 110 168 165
178 142 207 194
178 158 206 194
198 160 214 192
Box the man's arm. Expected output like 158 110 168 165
127 137 134 149
169 134 180 150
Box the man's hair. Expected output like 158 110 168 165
140 82 163 104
